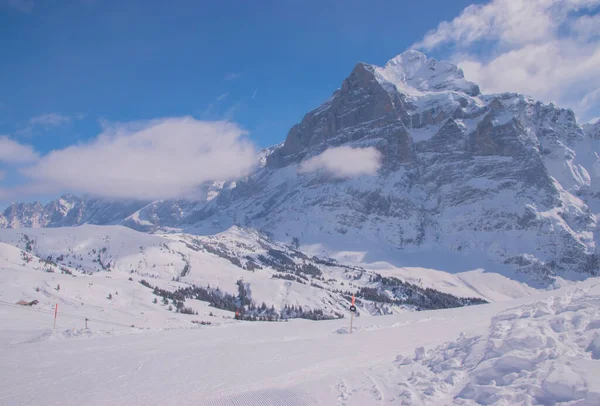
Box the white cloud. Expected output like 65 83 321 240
298 146 382 178
18 117 257 200
18 112 83 136
572 13 600 40
97 117 157 134
413 0 600 122
0 182 56 201
0 136 39 163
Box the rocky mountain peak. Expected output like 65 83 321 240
266 60 409 168
266 51 488 171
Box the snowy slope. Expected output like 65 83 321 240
1 276 599 405
2 224 526 337
0 240 237 343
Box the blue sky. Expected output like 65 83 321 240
1 0 599 207
0 0 481 149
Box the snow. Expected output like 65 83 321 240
356 262 536 303
1 225 600 404
375 50 479 98
0 226 343 316
0 223 537 330
2 273 600 405
408 126 438 142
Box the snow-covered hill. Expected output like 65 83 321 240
0 224 597 405
2 51 600 287
2 224 536 334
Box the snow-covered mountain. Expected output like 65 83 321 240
190 51 600 286
2 50 600 287
0 180 231 230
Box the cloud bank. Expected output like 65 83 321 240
413 0 600 122
298 146 382 178
0 136 39 163
2 117 258 201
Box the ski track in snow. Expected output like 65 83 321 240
335 372 385 405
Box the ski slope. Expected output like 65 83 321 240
1 279 600 405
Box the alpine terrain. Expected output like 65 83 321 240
3 50 600 406
3 50 600 287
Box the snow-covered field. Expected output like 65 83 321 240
2 279 600 405
2 225 600 405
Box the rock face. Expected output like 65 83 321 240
2 51 600 287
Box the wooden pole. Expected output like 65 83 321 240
85 318 88 329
